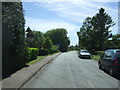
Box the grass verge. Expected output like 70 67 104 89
26 56 46 65
92 55 100 61
26 52 59 65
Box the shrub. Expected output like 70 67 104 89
43 37 52 50
49 45 59 54
97 51 104 56
28 48 39 61
49 48 58 54
38 48 49 56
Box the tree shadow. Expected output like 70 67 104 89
2 64 29 79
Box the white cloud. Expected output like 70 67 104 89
33 1 118 24
23 1 118 45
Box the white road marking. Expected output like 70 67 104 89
88 81 94 88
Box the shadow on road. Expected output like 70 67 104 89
103 70 120 80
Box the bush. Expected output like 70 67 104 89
38 48 49 56
49 48 58 54
49 45 59 54
97 51 104 56
28 48 39 61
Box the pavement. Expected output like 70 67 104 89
2 52 61 89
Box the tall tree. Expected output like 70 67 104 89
77 7 115 52
91 8 115 50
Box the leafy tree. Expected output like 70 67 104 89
112 34 120 48
77 8 115 52
32 31 43 49
2 2 27 78
44 28 70 52
26 28 43 49
68 45 75 51
43 37 53 50
75 44 79 50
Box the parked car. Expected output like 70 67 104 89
78 50 92 59
98 49 120 76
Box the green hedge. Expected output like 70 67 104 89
49 45 59 54
49 48 58 54
97 51 104 56
28 48 39 61
38 48 49 56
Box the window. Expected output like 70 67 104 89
81 50 89 53
105 51 113 58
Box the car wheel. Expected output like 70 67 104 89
98 62 102 70
109 67 113 76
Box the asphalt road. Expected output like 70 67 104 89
22 51 118 88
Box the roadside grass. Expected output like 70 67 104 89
26 56 46 65
26 52 59 65
92 55 100 61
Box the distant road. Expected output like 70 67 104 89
22 51 118 88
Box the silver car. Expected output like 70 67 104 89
78 50 91 59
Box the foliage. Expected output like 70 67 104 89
68 45 75 51
32 31 43 49
49 45 59 54
97 51 104 56
68 45 79 51
2 2 27 78
44 28 70 52
104 34 120 49
92 55 100 61
112 34 120 48
77 8 115 53
38 48 49 56
28 48 39 61
26 29 43 49
43 37 53 50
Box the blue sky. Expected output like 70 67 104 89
22 0 119 46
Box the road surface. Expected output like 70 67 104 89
22 51 118 88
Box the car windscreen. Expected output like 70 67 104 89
116 51 120 62
81 50 89 53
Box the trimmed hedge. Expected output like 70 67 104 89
28 48 39 61
38 48 49 56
